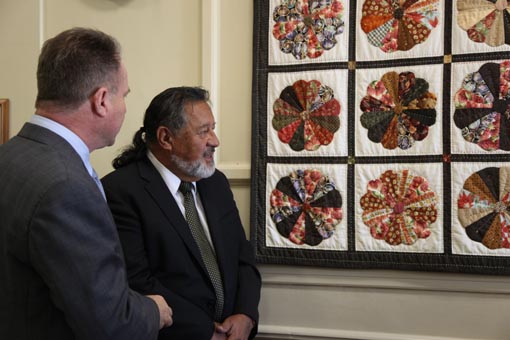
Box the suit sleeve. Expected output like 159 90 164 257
217 173 261 338
28 178 160 340
234 235 262 340
104 180 216 339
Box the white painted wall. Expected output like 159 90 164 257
2 1 510 339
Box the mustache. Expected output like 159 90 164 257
204 147 215 158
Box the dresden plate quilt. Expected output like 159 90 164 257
251 0 510 274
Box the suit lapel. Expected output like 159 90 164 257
137 159 209 274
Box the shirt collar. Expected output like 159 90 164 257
30 114 94 176
147 150 196 195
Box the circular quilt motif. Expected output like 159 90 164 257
269 169 343 246
273 79 341 151
272 0 345 59
360 0 439 53
458 167 510 249
360 169 438 246
360 71 437 150
453 61 510 151
457 0 510 47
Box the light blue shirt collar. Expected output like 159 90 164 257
29 114 95 177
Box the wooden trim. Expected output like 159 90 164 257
0 99 9 144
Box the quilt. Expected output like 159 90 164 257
251 0 510 274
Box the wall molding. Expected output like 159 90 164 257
201 0 251 180
218 162 251 180
256 325 477 340
259 265 510 294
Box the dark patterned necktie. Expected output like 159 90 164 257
179 181 224 321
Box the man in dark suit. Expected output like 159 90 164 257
0 28 172 340
102 87 261 340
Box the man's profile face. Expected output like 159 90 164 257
104 62 129 147
170 101 219 180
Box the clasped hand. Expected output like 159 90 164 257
211 314 254 340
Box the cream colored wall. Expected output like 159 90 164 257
1 0 202 176
2 1 510 340
0 0 39 135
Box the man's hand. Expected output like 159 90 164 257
215 314 254 340
146 295 173 329
211 322 227 340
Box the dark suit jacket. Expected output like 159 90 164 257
102 156 261 340
0 123 160 340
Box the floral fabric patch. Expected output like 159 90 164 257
360 169 438 246
273 79 341 151
457 0 510 47
272 0 345 59
458 166 510 249
269 169 343 246
360 0 439 53
453 61 510 151
360 71 437 150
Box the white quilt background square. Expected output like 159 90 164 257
451 1 510 55
355 64 443 157
267 69 348 157
450 59 510 155
354 162 444 253
451 161 510 256
265 162 348 250
268 0 349 66
355 0 445 62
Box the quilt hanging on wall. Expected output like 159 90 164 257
251 0 510 274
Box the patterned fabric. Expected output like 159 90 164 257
269 169 343 245
360 71 437 150
457 0 510 47
272 79 341 151
454 61 510 151
360 169 438 246
179 181 224 320
458 167 510 249
272 0 345 59
360 0 440 52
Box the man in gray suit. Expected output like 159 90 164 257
0 27 172 340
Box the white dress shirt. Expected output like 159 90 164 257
147 150 214 245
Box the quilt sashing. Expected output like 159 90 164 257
252 0 510 274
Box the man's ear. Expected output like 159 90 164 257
91 87 108 117
156 126 173 151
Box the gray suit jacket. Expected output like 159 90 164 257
0 123 160 340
